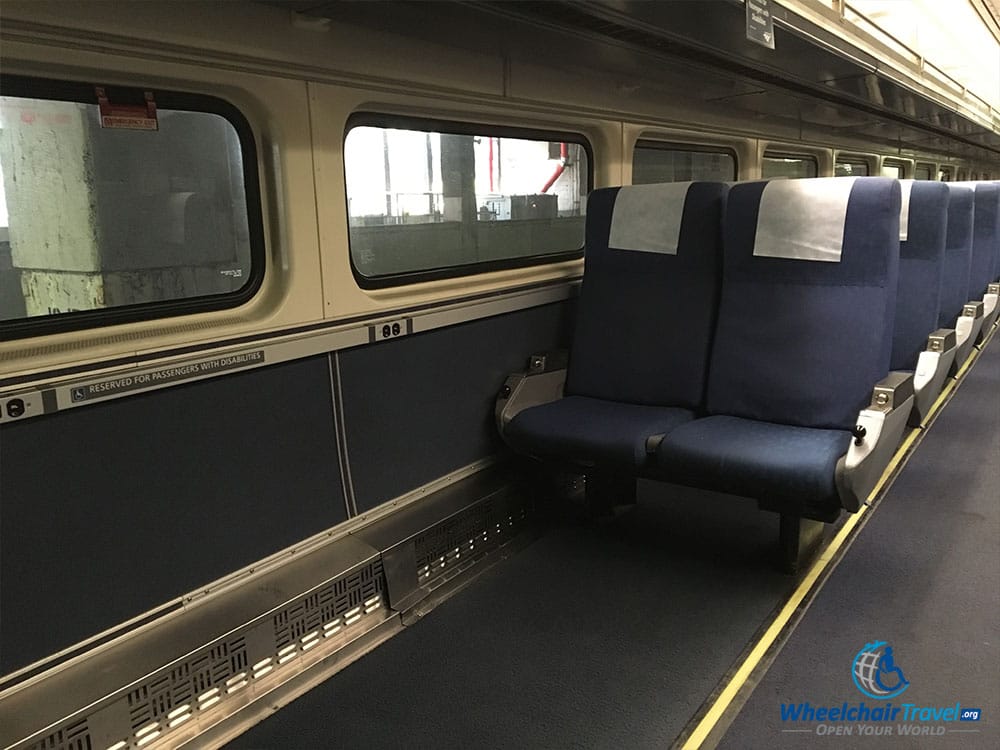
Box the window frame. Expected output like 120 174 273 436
761 151 819 179
0 74 266 341
881 158 908 178
834 156 871 177
631 140 738 183
343 112 593 290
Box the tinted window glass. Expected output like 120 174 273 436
915 164 932 180
345 121 589 282
762 153 818 179
0 89 257 328
632 143 736 183
881 162 904 178
835 159 869 177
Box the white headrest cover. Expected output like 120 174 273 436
753 177 857 263
899 179 914 241
608 182 692 255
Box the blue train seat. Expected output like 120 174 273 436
889 181 955 423
969 182 1000 332
939 184 981 366
497 182 727 473
655 177 911 525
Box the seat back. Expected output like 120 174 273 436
970 182 1000 293
938 184 975 327
890 180 949 370
565 182 727 408
706 177 901 431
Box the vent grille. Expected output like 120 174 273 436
273 559 385 648
25 720 91 750
414 496 529 585
19 559 387 750
126 638 248 732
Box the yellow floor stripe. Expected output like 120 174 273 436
921 376 959 426
954 356 974 379
680 343 987 749
680 508 866 749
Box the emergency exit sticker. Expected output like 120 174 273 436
96 86 159 130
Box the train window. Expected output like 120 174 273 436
835 158 869 177
344 116 590 285
881 160 905 178
0 76 263 338
761 152 817 179
915 164 933 180
632 142 736 184
939 167 953 181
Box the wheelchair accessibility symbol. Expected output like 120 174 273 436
71 387 87 402
852 641 910 700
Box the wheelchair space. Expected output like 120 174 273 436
226 341 998 750
226 482 798 749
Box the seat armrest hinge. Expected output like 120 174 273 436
925 328 956 353
868 371 915 413
962 300 984 318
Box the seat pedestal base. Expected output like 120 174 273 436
778 514 825 574
585 471 637 519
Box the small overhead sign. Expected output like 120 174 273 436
746 0 775 50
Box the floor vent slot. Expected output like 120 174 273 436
414 493 530 588
10 558 388 750
24 719 91 750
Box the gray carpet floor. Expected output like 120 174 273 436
227 482 796 749
719 338 1000 749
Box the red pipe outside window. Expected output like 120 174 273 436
541 142 568 193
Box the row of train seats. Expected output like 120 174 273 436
495 177 999 567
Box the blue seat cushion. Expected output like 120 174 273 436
971 183 1000 296
505 396 695 468
708 178 899 431
939 185 974 327
890 181 948 371
566 183 725 408
655 415 853 507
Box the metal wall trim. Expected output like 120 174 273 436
0 284 575 424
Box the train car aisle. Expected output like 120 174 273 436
717 337 999 749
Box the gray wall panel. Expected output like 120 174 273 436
0 356 345 675
339 301 573 512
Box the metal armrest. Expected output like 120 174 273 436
952 301 985 371
835 372 915 512
495 351 567 437
910 329 957 425
980 284 998 331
